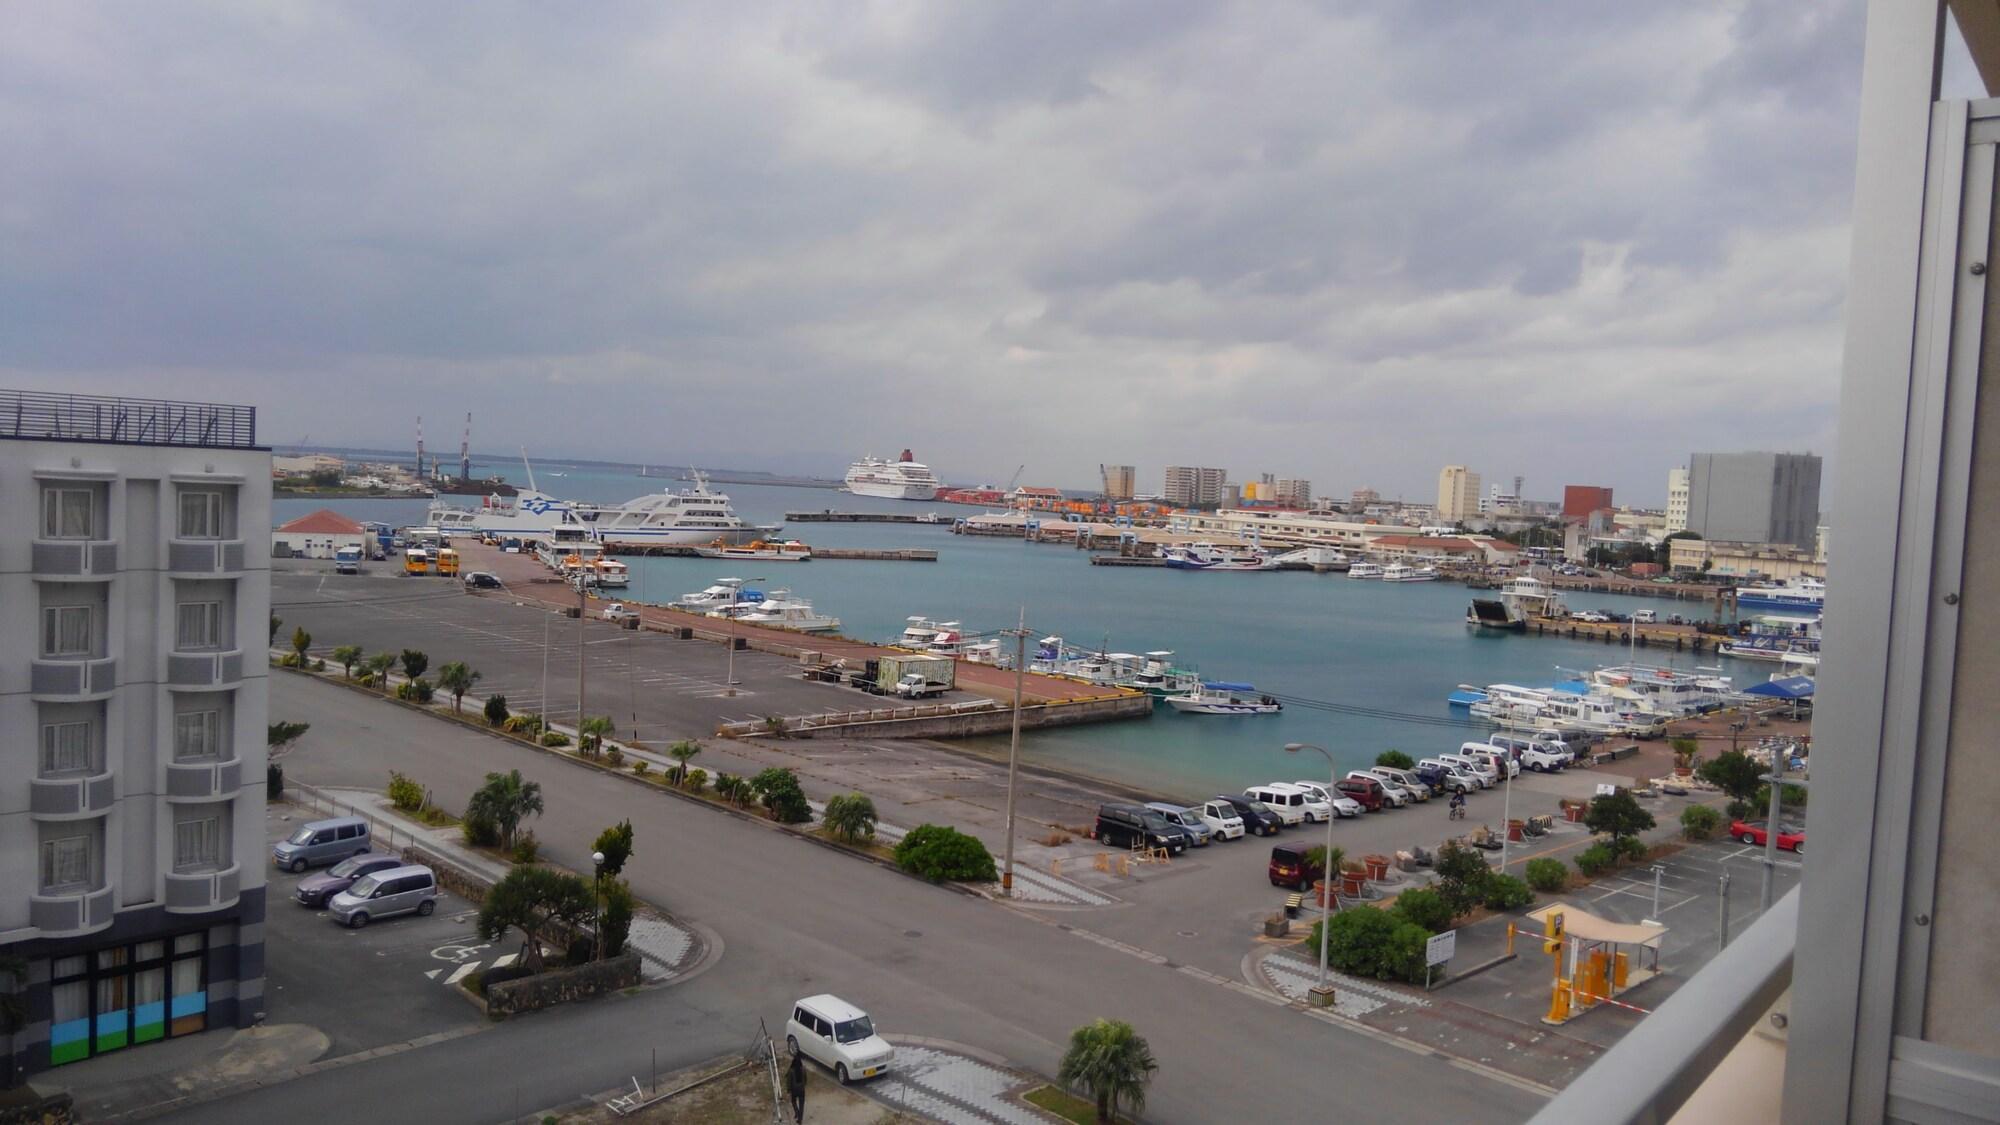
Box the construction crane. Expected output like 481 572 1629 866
459 413 472 481
1006 464 1025 492
415 416 425 479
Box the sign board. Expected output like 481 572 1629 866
1425 929 1457 966
1595 783 1620 798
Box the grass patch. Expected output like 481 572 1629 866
416 806 459 828
1024 1085 1102 1124
813 827 897 862
460 971 482 996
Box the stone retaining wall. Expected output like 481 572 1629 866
0 1092 74 1123
485 951 642 1017
400 843 496 905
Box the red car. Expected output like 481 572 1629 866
1730 819 1805 854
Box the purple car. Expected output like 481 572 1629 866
295 853 405 908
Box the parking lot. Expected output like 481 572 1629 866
262 803 488 1058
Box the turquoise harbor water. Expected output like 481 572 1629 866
279 464 1741 801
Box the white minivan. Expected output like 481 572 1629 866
1459 742 1519 780
1418 758 1483 794
1243 783 1310 826
786 995 895 1084
1290 780 1363 819
1366 766 1433 801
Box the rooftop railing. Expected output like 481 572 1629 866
1529 886 1798 1125
1 388 259 450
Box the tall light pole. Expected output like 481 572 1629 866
591 850 606 962
1001 608 1027 896
1285 742 1337 1009
726 575 767 689
575 572 588 735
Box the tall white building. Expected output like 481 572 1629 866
1436 465 1482 523
1666 466 1690 534
1163 465 1227 508
0 390 270 1078
1100 464 1135 501
1273 477 1311 507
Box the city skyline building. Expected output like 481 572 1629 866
1163 465 1228 508
1435 465 1481 523
1666 466 1690 534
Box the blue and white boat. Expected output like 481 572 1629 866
1720 615 1822 663
1160 543 1280 571
1164 681 1282 714
1732 577 1825 615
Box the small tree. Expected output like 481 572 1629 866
893 824 996 882
822 794 879 843
1525 857 1569 892
437 661 480 712
399 649 429 681
365 651 396 692
475 865 594 972
578 715 615 758
388 771 425 812
750 767 811 824
268 721 310 753
483 694 510 727
601 878 636 958
1375 749 1416 771
290 626 312 665
1670 737 1701 771
593 819 635 877
1390 886 1452 933
1585 792 1656 849
1680 804 1723 840
465 769 545 851
1058 1019 1157 1125
666 740 702 784
332 645 363 678
1432 841 1492 918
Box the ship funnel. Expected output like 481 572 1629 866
899 449 914 462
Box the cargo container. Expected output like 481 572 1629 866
873 654 953 697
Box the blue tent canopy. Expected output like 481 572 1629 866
1744 676 1815 700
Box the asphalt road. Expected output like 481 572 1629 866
187 671 1546 1124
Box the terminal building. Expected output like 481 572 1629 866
0 389 270 1080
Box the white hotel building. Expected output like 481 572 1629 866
0 390 269 1079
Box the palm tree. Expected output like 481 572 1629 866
466 769 544 851
364 651 396 692
332 644 363 678
290 626 312 665
579 715 616 758
666 739 702 783
1058 1018 1157 1124
822 793 878 843
437 661 480 712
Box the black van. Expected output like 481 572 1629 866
1093 804 1192 854
1212 794 1285 837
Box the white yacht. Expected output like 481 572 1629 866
1381 564 1439 582
1126 651 1200 697
730 591 841 633
693 539 813 562
428 464 776 547
671 578 759 614
1347 562 1385 579
1164 681 1283 715
897 617 941 649
845 450 943 500
926 622 967 656
1160 542 1279 571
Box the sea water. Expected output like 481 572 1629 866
278 464 1743 800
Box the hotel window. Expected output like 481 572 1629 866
176 490 227 539
174 602 221 650
172 710 222 762
41 487 96 539
41 605 93 657
39 834 95 894
41 720 93 775
172 816 222 873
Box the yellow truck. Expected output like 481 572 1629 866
435 548 461 577
405 547 432 576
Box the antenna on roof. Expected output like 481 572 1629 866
460 413 472 481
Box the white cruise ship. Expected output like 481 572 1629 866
845 450 942 500
428 469 776 548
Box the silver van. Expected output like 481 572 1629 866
273 816 372 873
328 864 438 928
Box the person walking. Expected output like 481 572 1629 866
787 1047 806 1123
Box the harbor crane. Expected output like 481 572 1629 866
459 412 472 481
1006 464 1025 492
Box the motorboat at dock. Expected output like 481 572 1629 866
1347 562 1385 579
1160 542 1280 571
725 590 841 633
670 577 763 614
1381 563 1439 582
693 539 813 562
1164 681 1282 715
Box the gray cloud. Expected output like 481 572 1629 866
0 0 1863 503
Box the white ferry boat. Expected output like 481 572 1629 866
428 466 775 547
1466 575 1567 630
1732 577 1825 615
1347 563 1385 579
1164 681 1282 715
1160 542 1279 571
581 557 629 588
1382 564 1439 582
732 591 840 633
845 450 942 500
693 539 813 562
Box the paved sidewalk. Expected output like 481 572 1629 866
871 1040 1066 1125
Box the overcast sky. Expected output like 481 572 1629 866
2 1 1960 504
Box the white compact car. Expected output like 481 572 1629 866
1196 799 1247 840
786 995 895 1084
1289 780 1364 819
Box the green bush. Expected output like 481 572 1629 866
462 809 501 848
1432 841 1492 918
605 747 624 768
511 831 541 864
751 768 811 824
387 771 425 813
600 878 636 958
1614 836 1648 862
1482 873 1534 910
396 678 435 703
1375 750 1416 771
1390 887 1452 933
893 824 998 883
1726 799 1757 821
540 731 571 748
484 694 510 727
823 793 880 844
631 760 651 778
1306 907 1430 983
1575 843 1615 877
684 767 706 792
1680 805 1723 841
1524 857 1569 892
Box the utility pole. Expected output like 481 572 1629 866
541 610 550 723
1002 608 1027 896
1718 871 1732 952
576 574 588 736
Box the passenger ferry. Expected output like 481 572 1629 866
1160 542 1279 571
1466 575 1567 631
1732 577 1826 615
693 539 813 562
1347 563 1385 579
845 450 942 500
1719 615 1822 663
1381 563 1439 582
428 463 775 547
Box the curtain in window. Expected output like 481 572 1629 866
173 818 220 871
175 603 218 650
172 711 219 762
40 836 91 891
50 981 89 1065
178 491 218 538
42 606 92 656
42 489 93 539
41 721 92 774
169 952 205 1036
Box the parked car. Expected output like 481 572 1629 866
272 815 372 873
786 995 895 1084
601 603 638 622
1242 784 1310 826
1344 771 1409 808
1438 753 1500 787
1730 819 1805 854
1145 803 1213 846
1416 758 1481 794
1093 804 1193 854
1365 766 1433 801
1514 744 1569 772
294 852 405 908
327 864 438 928
463 571 502 589
1194 799 1247 840
1458 743 1519 781
1633 609 1658 624
1333 777 1385 812
1212 795 1283 837
1487 731 1572 761
1573 610 1611 623
1289 780 1363 818
1268 843 1325 890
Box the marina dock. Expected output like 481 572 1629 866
786 511 931 523
1528 616 1725 652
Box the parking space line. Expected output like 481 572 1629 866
445 963 479 987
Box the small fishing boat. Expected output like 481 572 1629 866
1347 563 1385 579
730 591 840 633
1165 681 1282 715
672 577 760 613
1382 564 1439 582
693 538 813 561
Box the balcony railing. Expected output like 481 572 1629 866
31 539 118 578
2 389 259 449
165 757 242 800
30 885 116 936
30 656 117 698
164 864 241 913
29 771 115 818
166 649 244 688
167 539 247 576
1528 888 1799 1125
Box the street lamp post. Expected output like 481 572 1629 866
591 850 607 962
726 575 767 690
1285 742 1337 1009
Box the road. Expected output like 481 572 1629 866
190 671 1546 1123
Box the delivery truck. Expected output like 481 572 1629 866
874 654 954 698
